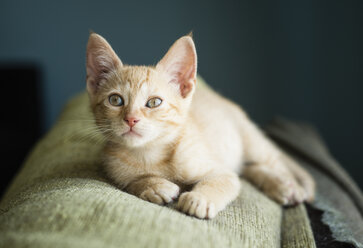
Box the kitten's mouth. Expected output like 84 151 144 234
122 129 142 137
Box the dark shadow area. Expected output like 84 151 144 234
306 204 356 248
0 64 42 197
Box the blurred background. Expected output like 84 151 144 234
0 0 362 195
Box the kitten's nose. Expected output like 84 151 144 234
124 117 140 127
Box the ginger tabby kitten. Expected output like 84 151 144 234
86 33 315 219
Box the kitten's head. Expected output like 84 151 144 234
86 33 197 147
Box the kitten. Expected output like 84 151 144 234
86 32 315 219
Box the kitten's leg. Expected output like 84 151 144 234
177 171 240 219
240 118 315 205
126 176 180 205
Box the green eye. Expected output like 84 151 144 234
146 97 162 108
109 94 124 106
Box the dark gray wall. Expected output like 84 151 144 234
0 0 362 187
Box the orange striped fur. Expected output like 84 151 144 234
86 33 315 219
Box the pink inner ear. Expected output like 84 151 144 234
156 36 197 98
180 81 194 98
179 63 196 98
87 52 107 94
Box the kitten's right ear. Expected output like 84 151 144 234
86 33 122 95
156 35 197 98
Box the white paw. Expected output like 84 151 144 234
140 181 180 205
177 192 217 219
264 177 307 206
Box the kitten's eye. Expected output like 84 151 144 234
109 94 124 106
146 97 162 108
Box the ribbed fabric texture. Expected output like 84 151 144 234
282 205 316 248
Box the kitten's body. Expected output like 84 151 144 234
86 33 315 219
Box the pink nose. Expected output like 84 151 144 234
124 117 140 127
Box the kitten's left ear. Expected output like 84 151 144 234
86 33 122 95
156 35 197 98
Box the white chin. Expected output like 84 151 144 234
122 135 146 147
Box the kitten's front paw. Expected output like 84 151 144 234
177 192 217 219
264 177 307 206
139 181 180 205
